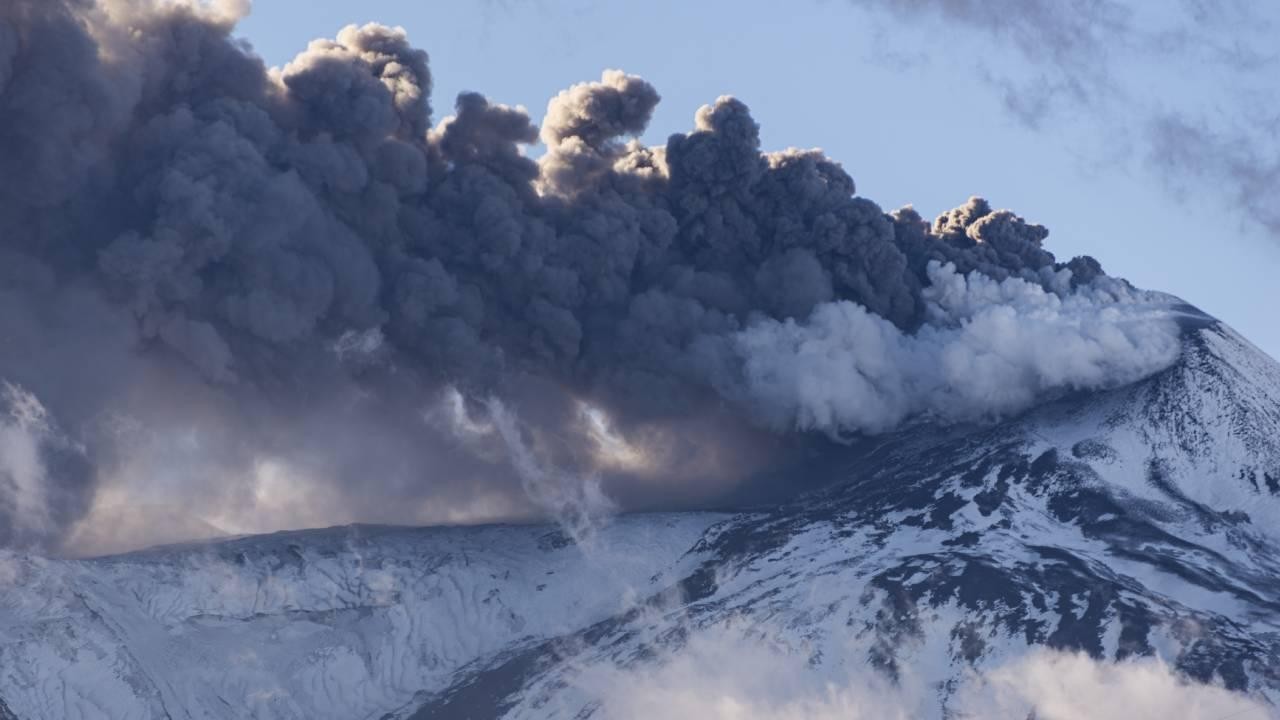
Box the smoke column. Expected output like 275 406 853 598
0 0 1182 554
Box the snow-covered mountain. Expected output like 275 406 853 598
3 310 1280 719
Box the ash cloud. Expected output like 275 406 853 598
0 0 1182 553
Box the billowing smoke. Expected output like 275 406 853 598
714 262 1180 436
0 0 1183 553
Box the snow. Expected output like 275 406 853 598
2 322 1280 719
0 517 720 720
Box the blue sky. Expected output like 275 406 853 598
237 0 1280 359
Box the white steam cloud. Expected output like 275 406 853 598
0 384 58 543
575 625 1272 720
961 650 1274 720
726 262 1182 436
487 399 618 545
0 383 88 549
432 387 618 544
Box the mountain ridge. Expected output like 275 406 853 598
2 315 1279 719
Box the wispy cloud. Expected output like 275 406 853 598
849 0 1280 238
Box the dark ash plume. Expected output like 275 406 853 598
539 69 661 196
0 0 1179 553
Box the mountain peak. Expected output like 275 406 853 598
2 318 1279 719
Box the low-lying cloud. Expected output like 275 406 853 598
576 624 1271 720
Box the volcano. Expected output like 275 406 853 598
1 309 1278 718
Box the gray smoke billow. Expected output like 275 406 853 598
0 0 1182 553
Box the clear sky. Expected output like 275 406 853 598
236 0 1280 359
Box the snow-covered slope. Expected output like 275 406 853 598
2 315 1280 719
0 519 721 719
